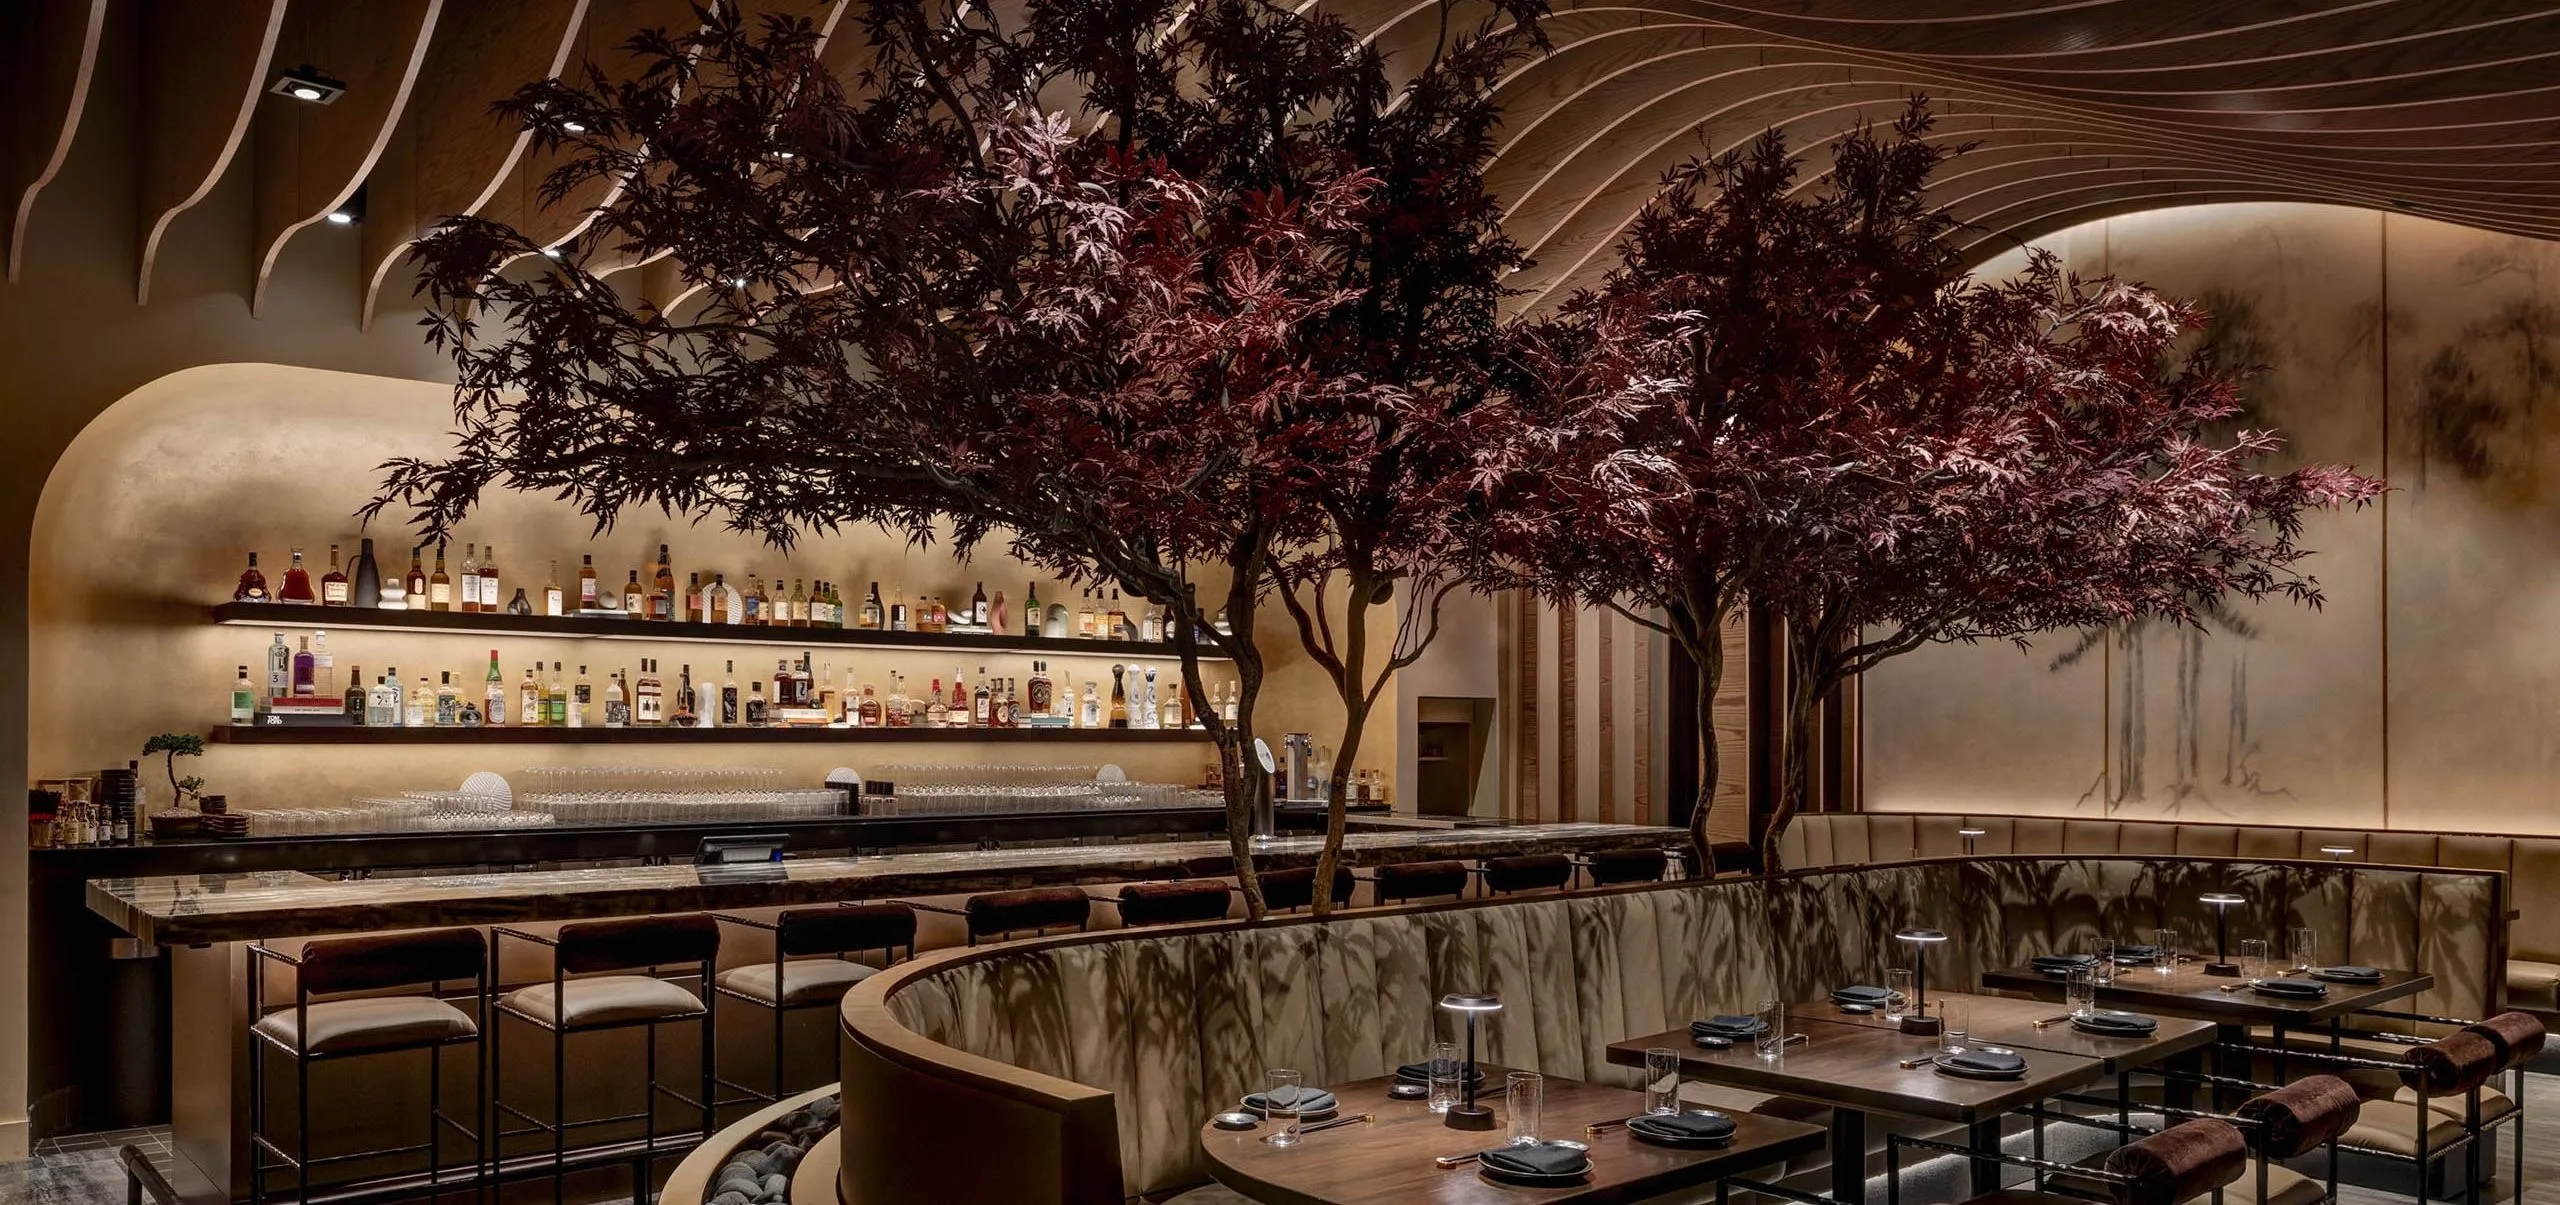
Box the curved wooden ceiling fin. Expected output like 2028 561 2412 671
5 0 107 284
251 0 445 318
137 0 288 305
359 0 590 331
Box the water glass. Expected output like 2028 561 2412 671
2290 925 2318 971
2239 938 2271 984
1644 1047 1681 1115
2090 940 2117 986
1884 969 1913 1022
1506 1071 1544 1145
2154 928 2179 976
1264 1068 1304 1147
2065 966 2098 1018
1427 1040 1461 1115
1941 1001 1970 1054
1754 1001 1786 1061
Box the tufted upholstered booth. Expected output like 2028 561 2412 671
837 855 2506 1205
1781 813 2542 1021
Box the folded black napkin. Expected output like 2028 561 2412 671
1395 1061 1484 1084
1244 1087 1337 1114
2033 954 2099 975
2112 945 2160 964
1832 985 1892 1003
1943 1050 2028 1074
2252 979 2328 999
1480 1142 1591 1177
2073 1010 2159 1034
2312 965 2383 983
1630 1111 1738 1142
1692 1014 1769 1036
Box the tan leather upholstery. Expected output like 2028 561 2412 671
2506 960 2560 1012
2174 825 2237 857
2387 1084 2517 1124
2216 1164 2326 1205
501 975 704 1028
2510 841 2560 963
2437 836 2511 873
2063 821 2120 854
2235 828 2298 860
252 996 477 1054
2013 818 2064 854
718 959 879 1007
2340 1102 2467 1158
2366 832 2440 867
2117 824 2179 855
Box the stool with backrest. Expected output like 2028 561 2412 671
2247 1018 2508 1205
247 927 487 1205
710 902 916 1104
1104 880 1234 928
1476 854 1572 897
491 914 720 1203
1574 847 1669 889
1875 1118 2250 1205
2027 1073 2362 1205
1368 859 1471 905
910 886 1092 946
1256 866 1354 913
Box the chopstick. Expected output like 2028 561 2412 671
1264 1113 1371 1143
2029 1014 2074 1029
1586 1117 1635 1135
1435 1149 1488 1168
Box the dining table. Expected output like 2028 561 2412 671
1197 1072 1826 1205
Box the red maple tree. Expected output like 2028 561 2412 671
1493 101 2382 868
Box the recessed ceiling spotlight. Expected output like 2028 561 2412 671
561 119 588 134
541 247 563 259
270 65 347 105
324 186 366 227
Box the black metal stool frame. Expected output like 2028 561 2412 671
246 940 489 1205
2208 1037 2493 1205
707 909 913 1107
488 926 718 1205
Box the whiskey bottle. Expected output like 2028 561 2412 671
344 665 365 724
674 663 698 727
652 545 675 619
928 595 948 632
519 668 542 726
1105 591 1127 639
1027 661 1053 716
789 579 809 627
277 548 316 604
604 670 629 728
428 544 452 612
484 650 505 727
544 561 564 617
857 684 882 727
321 545 350 606
889 589 908 633
408 674 433 728
623 569 645 616
577 554 599 611
743 574 767 625
861 582 884 629
970 581 989 628
545 662 567 727
435 672 460 726
230 666 256 724
720 660 739 727
1076 591 1096 638
404 548 428 609
816 659 838 716
478 546 501 612
352 539 381 607
885 673 909 728
1023 582 1041 636
459 543 481 613
636 659 663 725
924 681 947 728
971 669 990 727
745 680 768 727
1108 664 1128 728
772 660 795 709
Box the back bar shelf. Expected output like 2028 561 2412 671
210 601 1233 661
208 724 1212 745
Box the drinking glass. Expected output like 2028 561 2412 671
1940 1001 1970 1054
2090 940 2117 986
1754 1001 1786 1061
2239 938 2271 985
1506 1071 1544 1145
2154 928 2179 976
2290 926 2317 972
1263 1068 1304 1147
1644 1048 1681 1115
1884 969 1914 1022
1427 1040 1461 1115
2065 966 2098 1018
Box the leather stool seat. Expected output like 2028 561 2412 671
716 960 879 1007
252 995 479 1055
500 975 706 1029
967 887 1092 938
1374 860 1469 903
1482 854 1571 895
1259 866 1353 911
1117 881 1233 927
1585 848 1669 886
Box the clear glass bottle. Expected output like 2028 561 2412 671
484 649 505 727
428 544 452 612
229 665 255 723
519 668 543 726
459 543 481 613
311 629 334 697
265 633 291 700
1079 679 1101 728
407 674 432 728
604 670 629 728
478 545 501 612
435 672 460 726
570 665 592 727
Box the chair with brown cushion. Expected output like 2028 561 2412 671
1577 847 1669 888
1881 1118 2248 1205
958 886 1091 945
247 927 487 1205
492 915 720 1203
711 903 916 1103
1477 854 1571 897
1108 880 1234 928
2271 1022 2506 1205
1368 859 1471 905
1257 865 1354 913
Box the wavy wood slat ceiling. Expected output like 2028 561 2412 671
11 0 2560 319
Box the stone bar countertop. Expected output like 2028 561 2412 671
90 822 1680 945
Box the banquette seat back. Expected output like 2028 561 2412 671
1783 813 2534 1019
838 856 2505 1205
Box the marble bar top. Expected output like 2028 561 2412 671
89 822 1680 945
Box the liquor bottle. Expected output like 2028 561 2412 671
972 669 991 727
683 572 705 623
652 545 674 619
924 681 947 728
773 660 795 709
484 650 505 727
352 538 382 607
694 664 721 729
545 662 567 727
637 659 663 725
310 629 334 696
459 544 481 613
434 672 460 726
361 674 390 726
343 666 365 724
994 678 1014 728
507 588 532 615
1106 590 1127 639
720 660 739 727
604 670 629 728
1028 661 1053 716
889 589 908 633
1076 591 1096 638
384 667 406 727
567 665 592 727
264 547 311 604
783 579 805 627
1141 603 1162 643
929 595 949 632
1141 665 1160 729
827 581 847 627
478 546 501 612
408 674 433 728
230 666 255 723
1221 681 1239 723
1079 679 1101 728
623 569 645 616
674 664 697 726
428 544 453 612
577 555 599 611
519 668 542 726
225 552 262 603
321 545 350 606
968 581 989 629
847 683 874 727
807 581 829 628
1108 664 1128 728
743 680 767 727
265 633 291 700
1164 672 1186 728
862 582 884 629
816 659 838 717
707 573 732 624
1023 583 1042 636
404 547 428 609
885 673 909 728
743 574 767 625
544 561 564 616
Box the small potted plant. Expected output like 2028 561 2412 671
142 733 208 839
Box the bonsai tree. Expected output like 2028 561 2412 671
1497 100 2381 868
143 732 208 809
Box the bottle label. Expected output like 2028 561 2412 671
721 689 739 725
322 582 349 605
606 700 631 727
545 589 563 615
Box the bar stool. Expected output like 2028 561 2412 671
1104 880 1234 928
1369 859 1471 905
1257 866 1353 913
491 915 720 1203
910 887 1091 945
1574 847 1668 888
710 903 916 1104
1476 854 1572 897
247 927 487 1205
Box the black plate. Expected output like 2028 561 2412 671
1479 1159 1594 1186
1933 1052 2028 1080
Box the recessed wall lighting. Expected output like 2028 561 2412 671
540 247 563 260
270 65 347 105
561 120 588 134
324 186 366 227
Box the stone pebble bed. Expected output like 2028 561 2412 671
709 1094 838 1205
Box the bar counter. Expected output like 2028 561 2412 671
90 821 1680 945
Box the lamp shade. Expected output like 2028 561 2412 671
1956 828 1987 838
1895 928 1949 945
2199 893 2246 908
1439 992 1502 1013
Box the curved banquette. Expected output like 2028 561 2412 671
1783 813 2557 1017
836 854 2506 1205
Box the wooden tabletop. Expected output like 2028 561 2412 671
1604 1020 2108 1125
1199 1073 1824 1205
1791 993 2219 1073
1978 962 2432 1028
